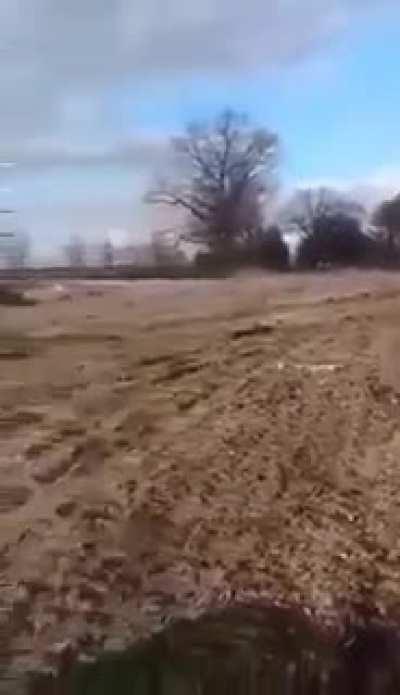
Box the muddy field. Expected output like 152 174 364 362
3 270 400 670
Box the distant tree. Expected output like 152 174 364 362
297 213 371 268
281 187 370 268
372 193 400 259
65 235 86 268
146 109 279 253
194 225 289 273
5 228 31 268
285 187 365 238
101 239 114 268
151 229 187 266
258 225 289 270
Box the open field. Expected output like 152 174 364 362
3 270 400 670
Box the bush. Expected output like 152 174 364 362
194 249 242 275
297 214 373 269
257 225 289 270
372 194 400 259
194 226 290 274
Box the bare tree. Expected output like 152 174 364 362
297 213 371 268
0 209 15 269
372 193 400 256
64 235 86 268
258 225 289 270
101 239 114 268
284 187 365 237
279 188 371 268
4 228 31 268
146 109 279 252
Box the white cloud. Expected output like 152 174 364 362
1 0 398 254
0 135 169 170
286 166 400 212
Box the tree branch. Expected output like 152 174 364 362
145 190 209 222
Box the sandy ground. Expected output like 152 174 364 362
3 269 400 669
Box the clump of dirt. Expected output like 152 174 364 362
231 321 274 340
0 285 36 306
0 485 32 513
29 448 76 484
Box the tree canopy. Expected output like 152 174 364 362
282 187 371 268
372 193 400 257
283 187 365 238
146 109 279 252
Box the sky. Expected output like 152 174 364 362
2 0 400 260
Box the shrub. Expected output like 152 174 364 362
297 214 372 268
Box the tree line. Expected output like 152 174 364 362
146 109 400 272
3 109 400 273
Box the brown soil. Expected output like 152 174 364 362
3 270 400 669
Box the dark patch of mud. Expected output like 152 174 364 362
9 602 400 695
